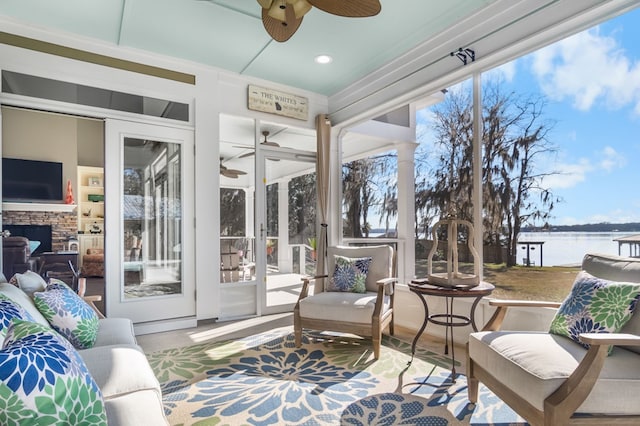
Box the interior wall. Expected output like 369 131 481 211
1 106 104 197
77 118 104 167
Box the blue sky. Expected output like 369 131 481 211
418 8 640 226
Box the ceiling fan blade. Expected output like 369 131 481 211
262 4 302 42
308 0 381 17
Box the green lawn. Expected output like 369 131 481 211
415 260 579 302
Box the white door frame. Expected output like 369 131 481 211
105 119 196 333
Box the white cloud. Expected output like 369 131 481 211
541 158 592 189
531 27 640 114
542 146 625 190
597 146 626 171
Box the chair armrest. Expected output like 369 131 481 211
302 274 328 285
489 299 561 308
83 295 105 319
483 299 561 331
579 333 640 347
545 332 637 413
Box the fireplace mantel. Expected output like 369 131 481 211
2 202 77 212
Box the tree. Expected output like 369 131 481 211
220 188 245 236
423 80 559 265
342 152 398 238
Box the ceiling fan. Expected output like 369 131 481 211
220 158 247 179
257 0 381 42
238 131 281 159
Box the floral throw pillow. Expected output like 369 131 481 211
0 319 107 426
550 271 640 350
0 294 37 342
326 255 372 293
33 285 99 350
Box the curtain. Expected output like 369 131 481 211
315 114 331 293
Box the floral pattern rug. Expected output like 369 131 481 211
147 327 527 425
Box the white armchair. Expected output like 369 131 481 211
294 245 396 359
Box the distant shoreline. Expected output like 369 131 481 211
522 222 640 233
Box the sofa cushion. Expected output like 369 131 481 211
0 319 107 425
34 285 99 349
0 283 49 328
549 271 640 350
326 255 371 293
299 291 391 324
9 270 47 297
0 294 36 343
79 344 161 400
468 331 640 415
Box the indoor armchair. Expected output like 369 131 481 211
294 245 396 359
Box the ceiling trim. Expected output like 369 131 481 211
0 31 196 85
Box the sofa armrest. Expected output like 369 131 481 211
483 299 561 331
83 295 106 319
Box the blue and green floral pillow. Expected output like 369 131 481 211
326 255 372 293
33 284 99 350
550 271 640 350
0 319 107 425
0 294 37 342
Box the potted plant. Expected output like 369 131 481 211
308 237 317 261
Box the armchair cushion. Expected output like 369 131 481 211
326 255 371 293
549 271 640 350
299 291 391 324
328 246 393 293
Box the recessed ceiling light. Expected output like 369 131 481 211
314 55 333 64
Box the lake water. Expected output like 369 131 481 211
518 232 635 266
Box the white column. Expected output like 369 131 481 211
277 180 291 273
397 141 418 283
473 73 484 279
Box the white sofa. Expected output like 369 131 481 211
0 282 168 426
467 253 640 426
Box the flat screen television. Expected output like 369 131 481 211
2 158 63 202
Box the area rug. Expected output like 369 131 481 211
147 327 526 425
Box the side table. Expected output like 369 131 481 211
408 280 494 380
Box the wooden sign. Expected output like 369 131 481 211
248 85 308 120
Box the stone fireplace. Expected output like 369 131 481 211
3 205 77 253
